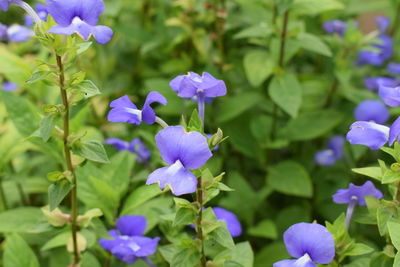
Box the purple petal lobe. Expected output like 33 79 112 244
108 96 141 124
332 181 383 206
3 82 18 92
346 121 389 150
0 0 10 11
354 100 390 124
7 25 33 43
155 126 212 169
199 72 227 98
274 258 316 267
213 207 242 237
323 20 346 36
142 91 167 124
92 25 113 44
46 0 77 26
376 16 390 33
283 223 335 264
364 77 397 91
379 85 400 107
389 117 400 145
105 138 129 151
388 62 400 75
116 215 147 236
314 150 336 166
130 236 160 257
146 164 197 196
129 138 151 162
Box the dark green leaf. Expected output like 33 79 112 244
3 233 39 267
73 140 110 163
243 50 274 87
48 180 74 211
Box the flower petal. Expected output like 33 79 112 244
92 25 113 44
333 181 383 206
77 0 105 25
354 100 390 124
116 215 147 236
46 0 77 26
105 138 129 151
108 96 141 124
389 117 400 145
283 223 335 264
364 77 397 91
146 165 197 196
213 207 242 237
142 91 167 124
200 72 227 98
314 149 336 166
346 121 389 150
379 85 400 107
130 236 160 257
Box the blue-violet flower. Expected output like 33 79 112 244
213 207 242 237
354 100 390 124
379 84 400 107
346 121 389 150
2 81 18 91
7 24 33 42
323 20 346 36
315 135 345 166
364 76 397 91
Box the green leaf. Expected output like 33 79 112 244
33 115 56 142
41 231 69 251
73 140 110 163
382 169 400 184
352 167 382 181
297 33 332 57
217 92 264 122
343 243 374 257
48 180 74 211
248 219 278 239
27 70 50 84
77 80 101 99
187 109 203 132
269 73 302 118
0 45 31 84
243 50 274 87
388 221 400 250
267 161 312 197
234 24 272 40
281 109 343 141
121 184 163 215
209 221 235 249
103 151 135 194
215 242 254 267
171 247 201 267
81 252 101 267
377 205 395 236
47 171 66 182
174 207 196 227
0 208 44 233
77 42 93 55
291 0 344 15
3 233 39 267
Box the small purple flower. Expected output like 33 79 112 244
323 20 347 36
0 0 10 11
99 215 159 265
105 138 129 151
146 126 212 196
273 223 335 267
105 138 151 163
364 76 397 91
25 3 47 26
333 181 382 228
2 81 18 91
315 136 345 166
213 207 242 237
354 100 390 124
388 62 400 75
379 84 400 107
346 121 389 150
357 17 392 66
333 181 383 206
7 24 33 42
129 138 151 163
389 117 400 146
108 92 167 126
46 0 113 44
170 72 227 99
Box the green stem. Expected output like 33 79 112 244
390 3 400 37
195 176 206 267
0 177 8 211
56 54 80 265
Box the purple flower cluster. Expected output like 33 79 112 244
105 138 151 163
99 215 159 264
323 20 347 36
357 17 393 66
274 223 335 267
315 136 345 166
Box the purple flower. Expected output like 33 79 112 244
333 181 382 206
213 207 242 237
346 121 389 150
108 92 167 126
379 84 400 107
333 181 383 228
46 0 113 44
357 17 392 66
146 126 212 196
170 72 227 99
7 24 33 42
354 100 390 124
0 0 10 11
105 138 151 163
99 215 159 264
388 62 400 75
389 117 400 146
129 138 151 163
323 20 346 36
25 3 47 26
105 138 129 151
315 136 345 166
364 76 397 91
273 223 335 267
2 81 18 91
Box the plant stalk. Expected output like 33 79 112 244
196 176 206 267
56 54 80 265
0 177 8 211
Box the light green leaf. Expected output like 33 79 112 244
267 161 312 197
3 233 39 267
291 0 344 15
388 221 400 250
48 180 74 211
269 73 302 118
41 231 69 251
217 92 264 122
73 140 110 163
352 167 382 181
297 33 332 57
243 50 274 87
78 80 101 99
121 184 163 215
248 219 278 239
0 208 44 233
171 247 201 267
